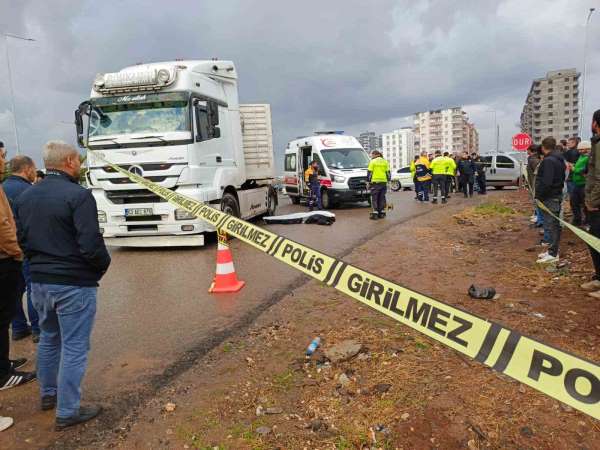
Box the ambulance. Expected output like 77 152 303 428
283 132 371 208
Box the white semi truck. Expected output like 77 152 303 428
75 60 277 247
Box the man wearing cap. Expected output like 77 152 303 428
367 150 390 219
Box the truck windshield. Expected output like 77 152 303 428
89 100 190 138
320 148 370 169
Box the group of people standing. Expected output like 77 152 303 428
0 141 110 431
527 110 600 295
411 151 487 203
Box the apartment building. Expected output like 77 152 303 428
413 107 478 155
520 69 580 144
465 122 479 153
358 131 379 152
381 127 415 172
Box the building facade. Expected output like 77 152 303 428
381 127 415 172
465 122 479 154
520 68 580 144
358 131 379 153
413 107 478 155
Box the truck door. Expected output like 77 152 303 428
300 146 312 196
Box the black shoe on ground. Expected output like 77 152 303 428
370 214 379 220
41 395 57 411
442 199 447 204
378 212 386 218
9 358 27 370
32 334 40 344
431 199 438 204
55 405 102 431
0 370 36 391
12 328 32 341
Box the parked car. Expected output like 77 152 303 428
390 166 414 191
479 154 523 189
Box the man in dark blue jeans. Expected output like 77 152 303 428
535 137 566 264
3 155 39 342
16 141 111 430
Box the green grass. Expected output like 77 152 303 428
272 368 296 390
474 202 515 216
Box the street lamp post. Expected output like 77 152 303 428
486 109 498 154
2 32 35 155
581 8 595 136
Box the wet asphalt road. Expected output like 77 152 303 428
89 190 434 391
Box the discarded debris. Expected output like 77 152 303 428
164 402 176 412
305 337 321 356
256 426 271 436
468 284 497 300
324 340 363 363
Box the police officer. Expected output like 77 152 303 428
304 159 322 211
367 150 391 219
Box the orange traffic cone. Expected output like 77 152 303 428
208 231 245 293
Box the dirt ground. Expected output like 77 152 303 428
80 189 597 450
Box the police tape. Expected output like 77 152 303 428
523 169 600 252
94 153 600 420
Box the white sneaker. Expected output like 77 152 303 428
538 251 548 258
537 253 559 264
581 280 600 290
530 215 537 223
0 416 13 432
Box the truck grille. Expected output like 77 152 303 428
348 176 368 190
108 176 167 184
102 163 174 173
105 188 175 205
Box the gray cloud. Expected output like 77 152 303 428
0 0 599 167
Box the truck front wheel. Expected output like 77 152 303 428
221 193 240 218
266 187 278 216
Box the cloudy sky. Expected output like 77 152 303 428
1 0 599 170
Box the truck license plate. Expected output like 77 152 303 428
125 208 153 217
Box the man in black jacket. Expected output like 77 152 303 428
15 141 111 430
535 137 566 264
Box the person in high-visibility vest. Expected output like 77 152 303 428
304 159 322 211
367 150 391 219
414 151 432 202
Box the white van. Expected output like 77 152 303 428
283 132 370 208
479 154 523 189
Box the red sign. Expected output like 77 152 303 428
512 133 532 151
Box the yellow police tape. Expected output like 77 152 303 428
95 153 599 420
523 168 600 252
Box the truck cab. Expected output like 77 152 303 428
75 60 276 247
283 132 370 209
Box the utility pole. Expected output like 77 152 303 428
486 109 497 153
2 32 36 155
581 8 595 136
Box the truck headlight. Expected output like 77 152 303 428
98 211 107 223
175 209 196 220
332 175 346 183
157 69 170 84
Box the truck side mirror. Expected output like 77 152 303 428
194 102 208 141
75 109 85 148
213 126 221 139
